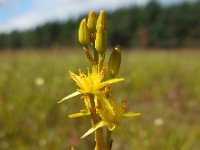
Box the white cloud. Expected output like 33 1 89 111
0 0 148 33
2 0 192 33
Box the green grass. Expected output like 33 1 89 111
0 50 200 150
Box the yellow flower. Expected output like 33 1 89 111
59 66 123 102
58 66 124 115
81 96 140 138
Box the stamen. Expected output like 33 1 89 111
121 99 128 103
110 96 116 102
102 67 108 71
81 94 88 99
121 99 128 109
100 90 107 94
122 105 128 109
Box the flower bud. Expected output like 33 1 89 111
95 24 107 53
108 45 121 78
96 10 107 31
87 10 97 33
78 18 89 46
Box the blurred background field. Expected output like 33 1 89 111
0 49 200 150
1 0 200 149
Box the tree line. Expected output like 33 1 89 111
0 0 200 50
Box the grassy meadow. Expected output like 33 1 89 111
0 49 200 150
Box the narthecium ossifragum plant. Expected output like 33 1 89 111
58 10 140 150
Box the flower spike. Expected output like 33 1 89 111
59 10 140 150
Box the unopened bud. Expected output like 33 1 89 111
96 10 107 31
78 18 89 46
95 25 107 53
108 45 121 78
71 146 75 150
87 10 97 33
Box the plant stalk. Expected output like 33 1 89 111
89 95 103 150
106 128 113 150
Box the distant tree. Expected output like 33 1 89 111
0 0 200 49
9 31 23 49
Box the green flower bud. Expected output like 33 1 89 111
108 45 121 78
95 24 107 53
87 10 97 33
78 18 89 46
96 10 107 31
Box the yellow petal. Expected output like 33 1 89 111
81 121 106 139
99 78 124 89
95 93 115 115
58 91 81 103
68 109 90 118
122 113 141 118
69 71 85 89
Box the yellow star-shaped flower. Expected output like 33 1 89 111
58 66 124 115
81 96 140 138
59 66 123 103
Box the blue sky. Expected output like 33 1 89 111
0 0 192 33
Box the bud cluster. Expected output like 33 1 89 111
78 10 120 75
79 10 107 52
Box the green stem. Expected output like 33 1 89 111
91 40 99 65
95 127 103 150
106 128 113 150
98 53 105 72
105 74 114 150
83 46 95 65
94 49 99 65
89 95 104 150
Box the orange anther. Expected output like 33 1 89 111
102 67 108 71
122 105 128 109
110 97 116 102
121 99 128 103
100 73 104 77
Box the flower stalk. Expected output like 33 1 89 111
89 94 103 150
59 10 140 150
106 128 112 150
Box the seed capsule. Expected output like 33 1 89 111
95 24 107 53
108 45 121 78
78 18 89 46
96 10 107 31
87 10 97 33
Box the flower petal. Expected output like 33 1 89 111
58 91 81 103
68 109 90 118
122 113 141 118
81 121 106 139
95 93 115 115
98 78 124 89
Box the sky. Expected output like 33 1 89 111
0 0 193 33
